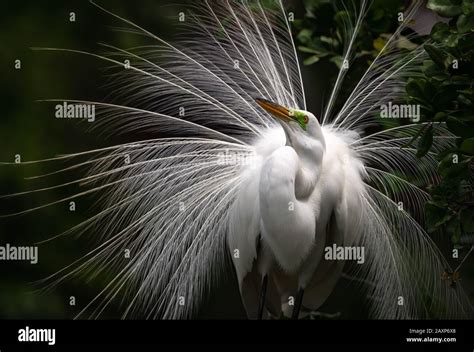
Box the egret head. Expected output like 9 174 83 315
256 98 325 148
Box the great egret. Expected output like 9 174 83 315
229 98 364 319
3 0 472 319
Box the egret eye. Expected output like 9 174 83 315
304 115 309 124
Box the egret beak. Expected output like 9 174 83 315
256 98 294 123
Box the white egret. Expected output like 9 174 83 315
3 0 472 319
229 98 364 319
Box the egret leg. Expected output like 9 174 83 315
257 275 268 320
291 289 305 320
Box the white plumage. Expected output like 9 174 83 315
229 110 368 318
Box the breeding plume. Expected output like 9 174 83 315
4 0 472 319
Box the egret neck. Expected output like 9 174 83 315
284 126 325 199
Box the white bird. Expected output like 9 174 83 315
229 99 366 319
4 0 472 319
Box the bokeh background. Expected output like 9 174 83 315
1 0 472 319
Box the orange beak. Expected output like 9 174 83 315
256 98 292 123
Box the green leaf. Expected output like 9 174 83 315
408 96 433 108
462 0 474 15
402 124 426 149
457 94 473 106
303 55 320 66
431 22 450 42
460 138 474 154
447 116 473 138
434 112 448 121
450 75 471 84
406 78 426 99
457 14 474 33
330 55 343 68
431 73 451 82
424 79 437 100
426 201 449 232
459 88 474 95
439 155 470 178
431 22 461 47
444 33 461 47
433 86 458 108
427 0 463 17
373 37 387 52
334 10 351 26
425 44 448 68
320 35 338 47
423 60 449 79
314 39 333 53
457 32 474 50
297 29 313 45
298 46 330 58
446 216 462 244
298 46 320 54
417 125 434 158
435 213 455 228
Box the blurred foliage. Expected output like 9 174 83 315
295 0 405 68
409 0 474 247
